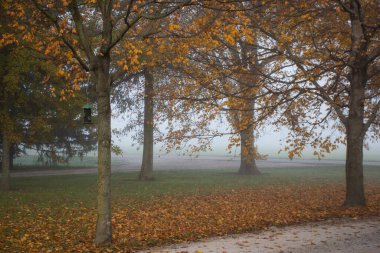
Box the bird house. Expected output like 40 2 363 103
83 103 92 124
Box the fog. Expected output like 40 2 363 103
112 117 380 162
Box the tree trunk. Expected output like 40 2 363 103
345 121 365 206
236 37 261 175
343 1 367 207
239 129 260 175
1 129 10 191
344 58 367 207
94 58 112 244
238 100 261 175
139 68 154 181
9 144 14 170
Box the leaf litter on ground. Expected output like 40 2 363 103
0 183 379 252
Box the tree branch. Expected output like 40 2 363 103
30 0 90 71
336 0 356 16
363 100 380 132
69 0 95 63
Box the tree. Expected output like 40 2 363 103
158 6 284 174
260 0 380 206
113 12 212 180
0 39 96 191
139 67 155 180
5 0 195 244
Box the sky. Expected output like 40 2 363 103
112 117 380 161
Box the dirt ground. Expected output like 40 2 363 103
140 217 380 253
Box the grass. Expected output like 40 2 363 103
1 166 380 209
1 166 379 252
11 155 126 171
13 155 99 168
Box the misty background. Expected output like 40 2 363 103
112 117 380 161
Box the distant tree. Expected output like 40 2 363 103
113 13 207 181
138 67 155 180
158 5 283 175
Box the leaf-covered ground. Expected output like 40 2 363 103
1 168 380 252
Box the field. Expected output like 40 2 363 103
12 155 118 170
1 166 380 252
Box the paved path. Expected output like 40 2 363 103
7 155 380 177
140 217 380 253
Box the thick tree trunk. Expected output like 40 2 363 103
236 38 261 175
345 123 365 206
139 68 154 181
238 100 261 175
239 128 260 175
1 129 10 191
343 1 367 207
344 60 367 207
94 59 112 244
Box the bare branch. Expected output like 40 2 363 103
363 100 380 132
141 0 192 20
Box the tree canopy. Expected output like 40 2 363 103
1 0 379 245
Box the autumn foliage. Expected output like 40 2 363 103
1 0 379 250
1 183 379 252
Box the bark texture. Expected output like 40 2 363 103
94 57 112 244
139 68 155 181
237 37 261 176
238 100 261 175
1 129 10 191
343 0 368 207
239 128 260 175
345 123 365 206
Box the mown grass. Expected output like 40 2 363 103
11 155 127 171
0 166 379 252
1 166 380 209
13 155 126 168
13 155 99 168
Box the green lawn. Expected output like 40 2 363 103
1 166 380 209
13 155 99 168
12 155 125 170
1 166 379 252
